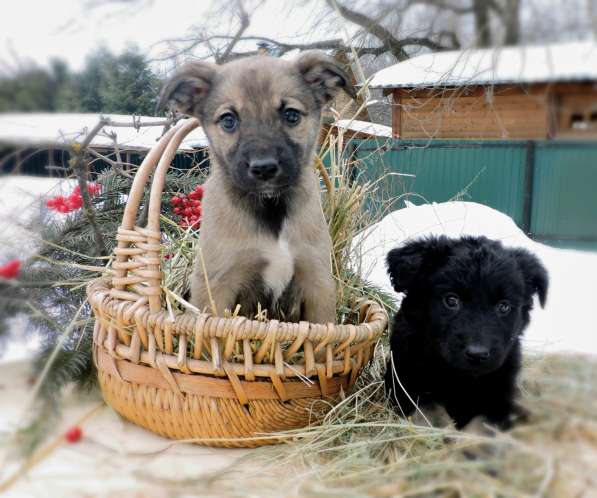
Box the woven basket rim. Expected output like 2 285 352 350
88 276 387 341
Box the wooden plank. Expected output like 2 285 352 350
392 89 401 138
400 91 549 139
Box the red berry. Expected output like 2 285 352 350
64 426 82 443
67 194 83 211
87 183 102 195
173 207 182 215
0 260 20 279
170 196 182 206
192 200 201 207
188 191 200 200
184 207 193 217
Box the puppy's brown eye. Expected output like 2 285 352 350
219 112 238 132
443 293 460 310
496 300 511 315
283 108 301 126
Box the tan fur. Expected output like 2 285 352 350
159 53 353 324
192 164 335 323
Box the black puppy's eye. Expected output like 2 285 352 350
496 300 511 315
219 112 238 132
283 108 301 126
443 293 460 310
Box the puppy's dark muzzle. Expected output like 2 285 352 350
249 157 280 182
464 344 490 364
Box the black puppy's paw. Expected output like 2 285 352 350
462 416 495 436
511 402 531 424
411 404 453 428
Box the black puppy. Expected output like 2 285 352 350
384 235 548 429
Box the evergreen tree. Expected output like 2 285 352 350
0 46 160 115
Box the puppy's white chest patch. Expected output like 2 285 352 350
263 236 294 302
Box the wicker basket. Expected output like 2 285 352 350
88 118 388 448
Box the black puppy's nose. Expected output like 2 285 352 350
249 157 280 181
465 345 490 363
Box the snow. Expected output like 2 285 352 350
0 361 253 498
369 41 597 89
334 119 393 138
356 201 597 355
0 176 72 362
0 113 209 151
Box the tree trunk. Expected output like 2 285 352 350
589 0 597 39
473 0 492 47
502 0 520 45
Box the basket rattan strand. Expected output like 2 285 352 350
88 118 388 448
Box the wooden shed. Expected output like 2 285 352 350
369 41 597 140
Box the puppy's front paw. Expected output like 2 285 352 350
411 404 454 428
462 416 495 437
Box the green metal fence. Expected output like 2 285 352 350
353 140 597 250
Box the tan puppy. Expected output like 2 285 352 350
158 52 354 323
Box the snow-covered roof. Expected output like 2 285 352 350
0 113 209 152
333 119 393 138
369 41 597 89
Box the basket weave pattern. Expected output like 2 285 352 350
88 118 388 447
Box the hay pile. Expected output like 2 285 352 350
192 352 597 498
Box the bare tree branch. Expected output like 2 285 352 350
70 120 108 257
410 0 475 14
217 0 251 62
326 0 400 51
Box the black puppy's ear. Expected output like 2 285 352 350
386 237 451 293
512 249 549 307
296 51 356 104
156 61 217 116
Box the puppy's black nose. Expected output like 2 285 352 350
249 157 280 181
465 345 490 363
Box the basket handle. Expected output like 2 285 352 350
146 118 200 232
111 118 200 313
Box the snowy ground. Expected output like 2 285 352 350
356 201 597 355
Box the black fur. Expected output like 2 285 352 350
235 275 302 321
384 235 548 429
241 191 292 237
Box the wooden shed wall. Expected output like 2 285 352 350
392 86 550 139
390 83 597 140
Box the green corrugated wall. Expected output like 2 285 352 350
354 140 597 250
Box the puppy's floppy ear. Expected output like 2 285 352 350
156 61 217 116
511 249 549 307
386 236 451 293
296 51 356 104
